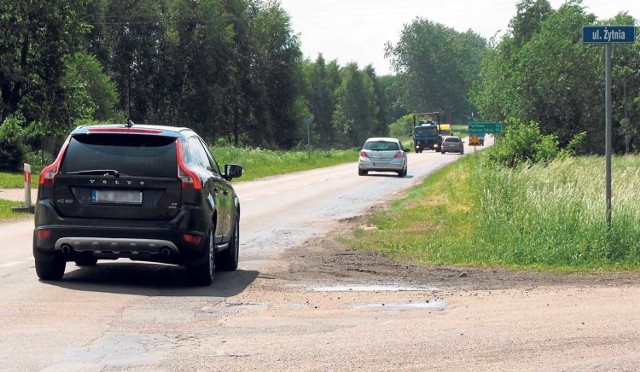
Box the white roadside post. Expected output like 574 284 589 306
11 162 34 213
24 163 31 207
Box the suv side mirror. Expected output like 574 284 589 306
224 164 243 181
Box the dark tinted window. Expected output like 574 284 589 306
60 134 177 178
444 137 460 143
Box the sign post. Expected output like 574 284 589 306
582 25 636 230
304 116 312 160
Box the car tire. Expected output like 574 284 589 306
216 216 239 271
398 166 407 177
441 150 445 154
358 169 367 176
35 255 66 281
187 226 215 286
74 256 98 266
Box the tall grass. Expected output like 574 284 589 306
349 154 640 271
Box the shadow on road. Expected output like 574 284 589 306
41 262 259 297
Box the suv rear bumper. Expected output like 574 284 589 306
34 224 207 266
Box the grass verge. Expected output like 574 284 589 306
345 153 640 272
211 147 356 182
0 199 29 221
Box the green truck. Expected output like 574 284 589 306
412 121 440 153
412 111 442 153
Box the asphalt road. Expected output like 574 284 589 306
2 136 639 371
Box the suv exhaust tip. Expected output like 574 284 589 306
161 248 171 257
60 244 72 254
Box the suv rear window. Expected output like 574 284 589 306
60 134 177 178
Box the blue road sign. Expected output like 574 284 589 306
582 26 636 44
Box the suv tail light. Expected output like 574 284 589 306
176 140 202 190
39 137 71 186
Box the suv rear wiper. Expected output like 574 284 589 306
65 169 121 177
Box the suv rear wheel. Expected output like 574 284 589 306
187 226 215 286
35 255 66 281
216 216 239 271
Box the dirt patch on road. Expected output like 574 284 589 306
273 213 640 291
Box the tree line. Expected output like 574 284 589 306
2 0 637 172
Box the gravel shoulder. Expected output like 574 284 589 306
270 208 640 291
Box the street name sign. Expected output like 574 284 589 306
582 25 636 44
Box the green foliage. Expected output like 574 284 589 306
0 0 88 127
386 19 486 121
0 115 25 171
0 198 27 221
471 1 640 154
332 63 380 147
388 114 415 139
486 119 561 167
347 153 640 271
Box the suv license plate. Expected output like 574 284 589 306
92 190 142 205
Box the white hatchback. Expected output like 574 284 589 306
358 137 408 177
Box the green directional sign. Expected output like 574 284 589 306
469 122 503 134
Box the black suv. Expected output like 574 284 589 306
33 123 243 286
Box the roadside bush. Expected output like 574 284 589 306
486 118 561 167
0 116 25 171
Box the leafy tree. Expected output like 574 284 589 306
0 0 88 129
609 13 640 153
332 63 379 147
389 114 415 139
0 115 25 171
305 54 336 148
385 19 486 122
248 0 303 148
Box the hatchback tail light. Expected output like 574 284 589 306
359 152 368 159
393 151 403 159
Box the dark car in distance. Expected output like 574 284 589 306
33 123 243 286
440 135 465 154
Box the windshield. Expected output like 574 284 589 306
415 126 438 136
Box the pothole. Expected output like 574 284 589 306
304 284 444 292
349 299 447 309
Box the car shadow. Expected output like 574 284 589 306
362 173 414 179
40 262 259 297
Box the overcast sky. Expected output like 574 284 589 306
279 0 640 75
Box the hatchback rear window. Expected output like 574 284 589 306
364 141 400 151
60 134 177 178
444 137 460 143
